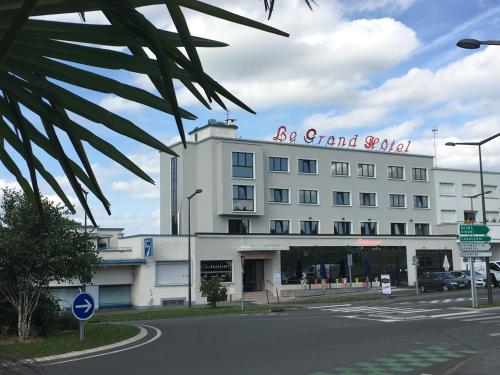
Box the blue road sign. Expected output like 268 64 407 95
144 237 153 257
72 292 95 321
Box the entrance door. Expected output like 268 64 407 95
243 259 265 292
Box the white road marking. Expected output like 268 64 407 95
431 311 481 318
489 332 500 336
443 312 489 319
307 304 352 309
45 325 162 366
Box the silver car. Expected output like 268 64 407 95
450 270 486 287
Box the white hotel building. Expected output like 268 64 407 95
50 120 500 308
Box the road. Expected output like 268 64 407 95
26 289 500 375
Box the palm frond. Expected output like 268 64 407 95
0 0 295 224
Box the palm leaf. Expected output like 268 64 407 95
0 0 307 223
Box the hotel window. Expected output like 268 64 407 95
232 152 253 178
464 210 476 223
299 189 318 204
268 157 288 172
228 219 250 234
170 157 178 235
388 166 404 180
391 223 406 235
412 168 427 181
360 222 377 235
156 261 189 285
415 223 430 236
334 221 351 235
462 184 476 197
270 220 290 234
389 194 405 208
298 159 317 174
359 192 376 207
414 195 429 208
300 220 319 235
333 191 350 206
358 163 375 178
486 211 499 223
441 210 456 223
233 185 254 211
439 182 455 195
331 161 349 176
269 188 289 203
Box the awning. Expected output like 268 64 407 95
237 244 289 252
100 259 146 266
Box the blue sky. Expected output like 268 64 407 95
3 0 500 234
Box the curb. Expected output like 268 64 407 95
28 324 147 363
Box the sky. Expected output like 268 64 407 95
2 0 500 234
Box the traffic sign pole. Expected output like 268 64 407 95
72 292 95 341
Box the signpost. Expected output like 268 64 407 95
459 224 491 308
144 237 153 257
347 254 353 289
381 274 391 296
412 255 419 295
72 292 95 341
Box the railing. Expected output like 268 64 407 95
98 247 132 252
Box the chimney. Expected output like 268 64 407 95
225 118 237 126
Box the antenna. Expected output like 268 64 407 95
226 110 230 121
432 128 438 167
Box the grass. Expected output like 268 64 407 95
91 304 283 322
2 323 139 360
477 301 500 309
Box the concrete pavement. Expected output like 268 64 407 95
18 289 500 375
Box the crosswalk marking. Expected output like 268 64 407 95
415 297 472 304
307 304 500 324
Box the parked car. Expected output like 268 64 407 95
450 270 486 287
418 272 468 292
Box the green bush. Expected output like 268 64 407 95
200 276 227 307
56 311 79 331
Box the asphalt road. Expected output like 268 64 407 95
24 289 500 375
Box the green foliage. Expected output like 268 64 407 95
0 0 312 224
0 187 100 340
199 276 227 307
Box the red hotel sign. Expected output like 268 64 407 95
272 125 411 153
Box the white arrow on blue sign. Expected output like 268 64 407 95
72 292 95 321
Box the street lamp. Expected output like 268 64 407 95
467 191 492 222
457 38 500 49
187 188 203 308
446 133 500 304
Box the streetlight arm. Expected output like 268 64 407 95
479 132 500 145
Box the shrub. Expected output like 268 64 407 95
200 276 227 307
31 292 61 337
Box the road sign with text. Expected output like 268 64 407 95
460 235 491 242
460 251 493 258
459 224 490 235
460 242 492 252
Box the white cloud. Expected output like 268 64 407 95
301 107 387 132
340 0 417 13
111 179 159 199
99 95 144 113
127 152 160 174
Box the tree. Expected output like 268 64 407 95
0 188 100 341
0 1 314 224
200 276 227 307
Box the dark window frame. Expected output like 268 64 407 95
269 188 290 203
389 194 406 208
360 221 377 235
298 159 317 174
228 219 250 234
334 221 351 235
390 223 406 235
268 157 289 172
414 195 429 208
270 220 290 234
415 223 430 236
333 191 351 206
358 163 375 178
299 189 319 204
388 166 404 180
412 168 427 181
331 161 350 176
300 220 319 235
359 192 377 207
232 152 254 178
232 185 255 211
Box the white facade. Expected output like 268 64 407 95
52 121 500 308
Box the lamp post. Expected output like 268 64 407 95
187 188 203 308
446 133 500 304
457 39 500 49
467 191 492 222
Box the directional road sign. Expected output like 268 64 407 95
460 251 493 258
460 235 492 242
460 224 490 235
72 292 95 321
460 242 492 252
